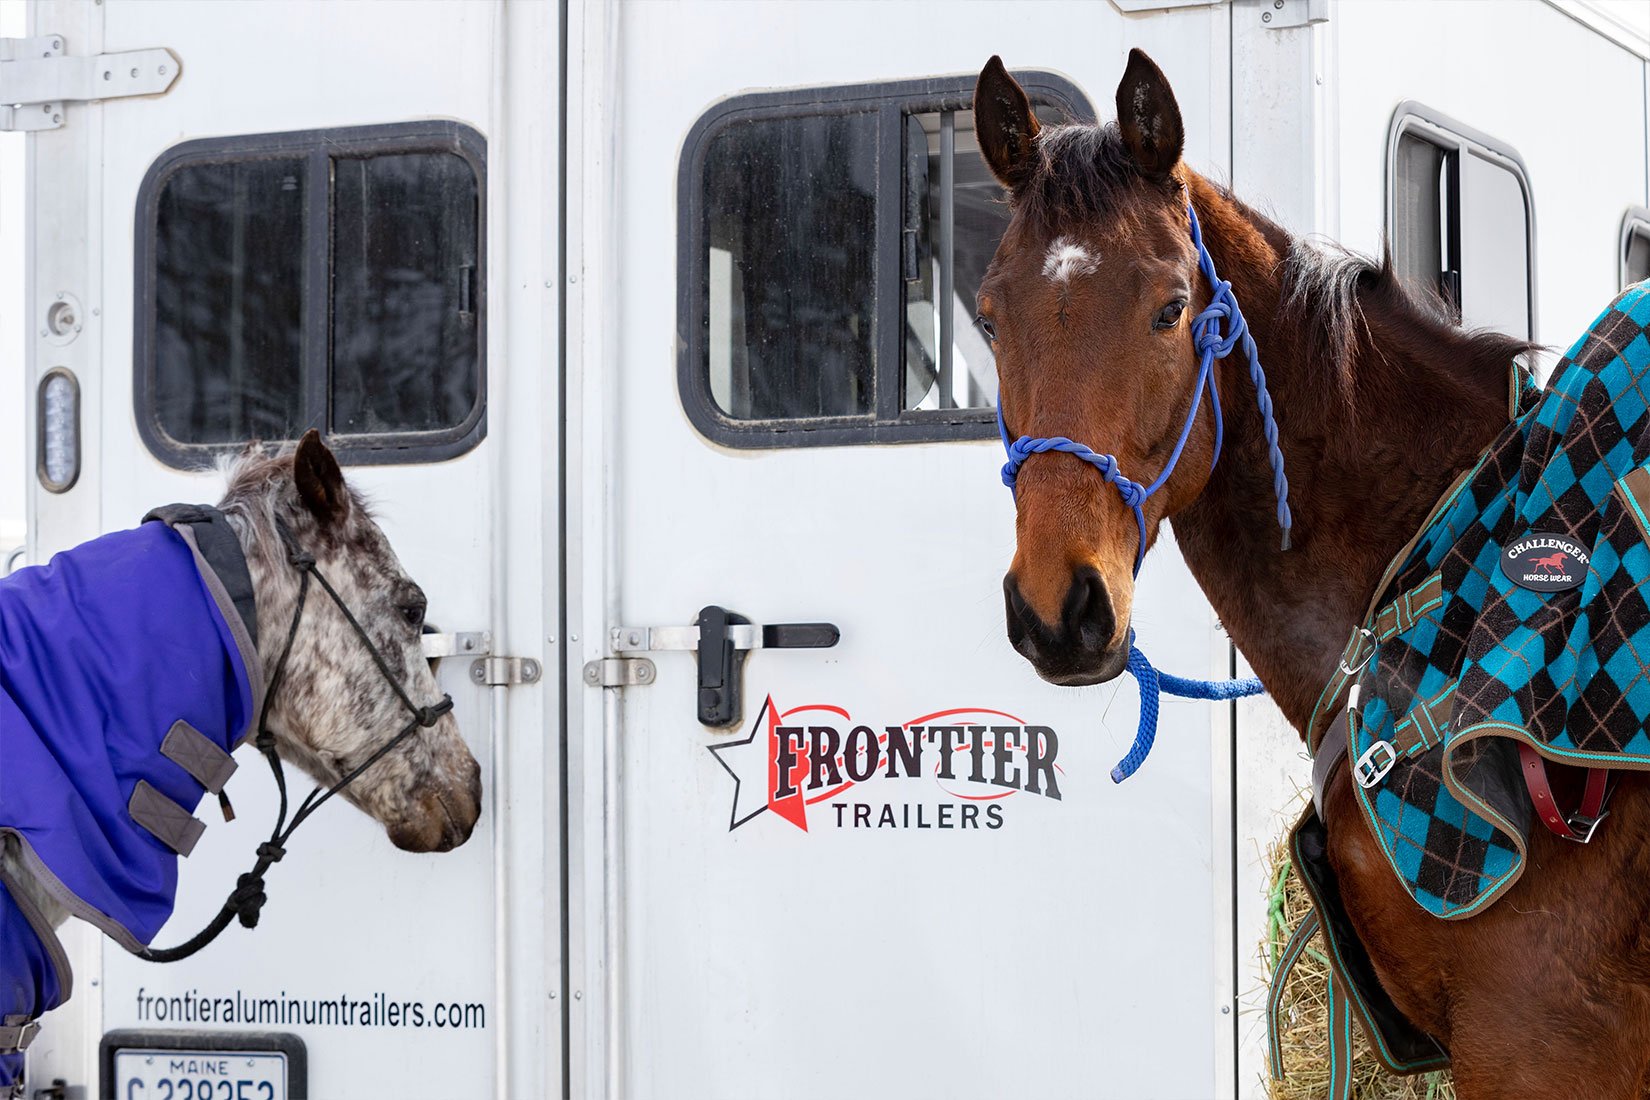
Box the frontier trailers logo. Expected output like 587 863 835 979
707 696 1063 832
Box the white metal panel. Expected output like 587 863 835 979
1334 0 1647 349
589 3 1237 1098
19 2 561 1098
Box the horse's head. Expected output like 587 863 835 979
220 432 482 853
977 51 1211 686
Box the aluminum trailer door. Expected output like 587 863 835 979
569 3 1241 1097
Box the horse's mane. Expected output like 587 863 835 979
1276 236 1537 411
215 443 374 557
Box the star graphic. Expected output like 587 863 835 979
707 694 776 831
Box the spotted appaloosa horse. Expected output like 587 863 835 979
976 50 1650 1098
1 431 480 1003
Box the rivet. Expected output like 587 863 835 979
92 308 100 317
1261 10 1272 21
52 114 60 125
1221 1004 1232 1015
159 65 167 75
56 292 63 300
104 71 111 81
1274 0 1284 6
570 634 579 642
573 991 582 1001
73 324 82 332
569 275 578 284
130 68 139 78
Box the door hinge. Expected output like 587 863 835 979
421 630 492 660
1260 0 1328 29
582 657 657 688
1 35 180 132
471 656 543 687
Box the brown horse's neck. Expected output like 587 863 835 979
1168 174 1519 732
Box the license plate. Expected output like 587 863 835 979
111 1048 287 1100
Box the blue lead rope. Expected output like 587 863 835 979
1111 631 1265 783
998 202 1283 783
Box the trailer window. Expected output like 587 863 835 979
1388 105 1534 340
136 122 486 468
681 73 1094 448
1623 207 1650 289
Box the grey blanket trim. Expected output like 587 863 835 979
0 845 73 1011
0 827 143 955
173 522 266 750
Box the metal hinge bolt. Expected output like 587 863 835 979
582 658 656 688
470 657 542 687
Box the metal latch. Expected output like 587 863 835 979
1260 0 1328 29
1 35 181 132
610 606 839 728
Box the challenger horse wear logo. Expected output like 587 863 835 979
708 696 1064 832
1500 532 1589 592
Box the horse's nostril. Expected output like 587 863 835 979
1067 567 1115 648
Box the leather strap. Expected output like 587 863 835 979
1518 743 1610 842
1312 708 1350 822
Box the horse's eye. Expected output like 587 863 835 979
975 315 997 341
1154 300 1187 330
400 601 427 629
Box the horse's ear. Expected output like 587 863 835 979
1115 48 1183 180
974 56 1041 191
293 429 350 525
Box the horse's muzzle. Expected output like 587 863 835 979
388 753 482 853
1004 566 1131 686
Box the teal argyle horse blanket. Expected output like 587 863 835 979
1309 283 1650 919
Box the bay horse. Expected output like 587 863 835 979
976 51 1650 1097
1 431 480 1087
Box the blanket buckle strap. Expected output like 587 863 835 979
1353 738 1397 788
1337 627 1376 676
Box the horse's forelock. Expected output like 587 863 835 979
1013 121 1176 228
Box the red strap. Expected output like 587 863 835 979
1518 743 1609 841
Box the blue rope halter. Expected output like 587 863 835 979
997 202 1289 782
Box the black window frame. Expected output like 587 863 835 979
134 120 488 468
677 71 1094 449
1621 205 1650 290
1384 101 1538 341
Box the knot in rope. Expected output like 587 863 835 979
255 841 286 863
230 872 269 929
416 697 454 728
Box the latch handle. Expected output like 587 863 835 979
762 623 840 649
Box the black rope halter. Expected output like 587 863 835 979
141 519 453 963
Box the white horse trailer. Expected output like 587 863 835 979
7 1 1649 1097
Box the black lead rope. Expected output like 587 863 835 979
141 522 453 964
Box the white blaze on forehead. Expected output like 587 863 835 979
1042 237 1099 285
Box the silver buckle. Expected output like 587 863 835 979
1564 810 1608 844
1353 739 1397 788
1338 628 1376 676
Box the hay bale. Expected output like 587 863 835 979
1261 835 1456 1100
